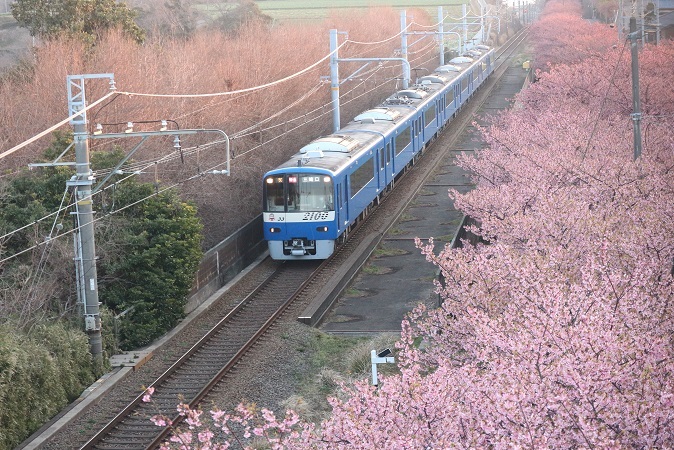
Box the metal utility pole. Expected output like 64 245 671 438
329 26 410 132
437 7 463 65
53 74 231 361
67 74 114 362
329 29 342 134
463 4 469 47
628 17 642 160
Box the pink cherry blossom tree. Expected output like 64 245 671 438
529 0 617 72
146 1 674 447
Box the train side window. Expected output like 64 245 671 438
386 142 391 164
350 157 375 197
445 90 454 106
379 147 385 170
395 126 411 155
424 105 435 127
337 183 342 209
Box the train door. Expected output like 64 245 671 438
343 181 350 226
438 96 445 127
445 88 455 118
335 182 342 233
414 115 424 152
377 146 386 192
336 181 349 231
460 75 469 103
424 103 438 139
385 141 393 188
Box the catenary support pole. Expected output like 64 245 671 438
439 7 445 66
628 17 642 160
67 74 113 362
463 4 469 48
330 29 341 133
401 10 408 71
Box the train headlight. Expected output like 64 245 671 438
269 227 281 233
316 226 328 232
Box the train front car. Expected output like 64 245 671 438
263 166 338 260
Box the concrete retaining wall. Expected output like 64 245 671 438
185 214 267 313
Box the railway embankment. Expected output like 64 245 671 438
318 56 531 335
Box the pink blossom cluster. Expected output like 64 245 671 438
142 390 316 450
145 0 674 447
529 0 616 72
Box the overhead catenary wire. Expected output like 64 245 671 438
0 62 404 265
20 187 72 317
1 40 347 160
581 39 629 160
0 24 432 264
0 91 117 160
95 58 396 177
114 41 347 99
344 23 412 46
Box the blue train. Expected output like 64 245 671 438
263 46 495 260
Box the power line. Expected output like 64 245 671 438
0 91 117 161
1 26 422 265
113 41 347 99
582 39 629 161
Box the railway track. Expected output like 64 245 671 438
81 261 319 449
75 28 530 450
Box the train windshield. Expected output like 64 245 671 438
265 174 334 212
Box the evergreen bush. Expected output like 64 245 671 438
0 322 94 449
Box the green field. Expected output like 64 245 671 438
254 0 467 23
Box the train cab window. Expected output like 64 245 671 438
386 142 392 164
288 174 334 211
264 176 285 212
379 147 385 170
265 174 334 212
